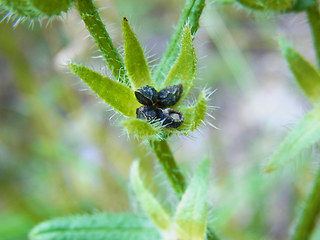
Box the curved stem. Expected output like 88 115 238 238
150 139 220 240
307 2 320 70
291 165 320 240
76 0 129 85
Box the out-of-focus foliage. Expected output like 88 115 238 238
1 0 320 240
280 38 320 105
266 107 320 172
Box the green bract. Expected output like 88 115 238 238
152 0 205 85
69 63 140 117
123 18 153 89
70 19 210 139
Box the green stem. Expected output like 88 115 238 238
150 139 220 240
291 165 320 240
76 0 129 85
149 139 186 196
307 2 320 70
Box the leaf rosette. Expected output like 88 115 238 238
70 18 211 140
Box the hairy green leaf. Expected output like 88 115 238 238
192 91 208 130
163 26 197 103
130 161 171 231
29 213 160 240
280 38 320 105
152 0 205 86
69 64 139 117
174 158 210 240
176 91 208 133
265 107 320 173
123 18 153 90
122 118 161 138
28 0 74 16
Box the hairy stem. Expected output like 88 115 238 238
76 0 129 85
149 139 186 196
291 165 320 240
307 2 320 70
150 139 220 240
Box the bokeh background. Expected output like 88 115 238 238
1 0 319 239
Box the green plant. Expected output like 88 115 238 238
2 0 320 239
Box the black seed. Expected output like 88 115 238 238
135 85 158 106
157 108 184 128
157 84 183 108
136 105 157 121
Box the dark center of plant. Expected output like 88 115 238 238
134 84 184 128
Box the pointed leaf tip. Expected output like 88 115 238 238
69 63 139 117
123 18 153 90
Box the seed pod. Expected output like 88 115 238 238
157 84 183 108
136 106 157 121
135 85 158 106
157 108 184 128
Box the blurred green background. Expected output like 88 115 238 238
0 0 319 239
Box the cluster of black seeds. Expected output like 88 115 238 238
135 84 184 128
